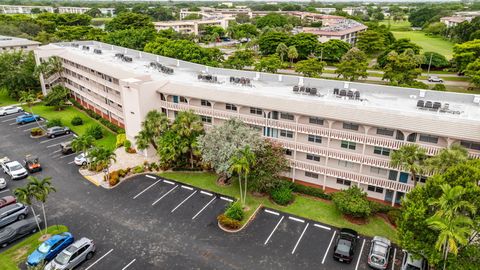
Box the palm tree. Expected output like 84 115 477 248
34 56 63 79
276 43 288 62
28 176 56 234
172 110 203 168
429 184 477 219
14 186 42 234
228 145 256 206
19 90 43 129
390 144 427 186
427 214 473 270
71 134 95 166
425 144 469 174
88 146 117 176
135 110 169 151
287 46 298 68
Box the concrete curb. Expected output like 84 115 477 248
217 204 263 233
78 171 160 190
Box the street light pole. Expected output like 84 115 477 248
427 53 433 75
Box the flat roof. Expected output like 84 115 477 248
0 35 40 47
37 42 480 140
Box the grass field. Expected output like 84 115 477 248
0 225 68 270
159 172 398 243
23 104 117 149
0 89 19 107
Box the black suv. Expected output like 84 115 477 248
46 126 70 138
333 228 358 263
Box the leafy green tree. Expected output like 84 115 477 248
0 51 39 99
332 186 372 218
424 22 447 36
198 118 264 180
249 141 289 193
88 146 116 171
235 14 251 24
229 145 256 206
147 6 175 21
255 13 289 28
288 33 319 60
294 58 325 78
34 55 63 80
43 85 69 110
425 144 469 174
422 52 449 69
335 47 368 81
55 26 104 41
85 8 102 18
254 54 282 73
453 39 480 73
223 50 255 70
28 176 56 234
105 12 153 32
465 58 480 87
377 38 422 67
275 42 288 62
287 46 298 67
71 134 95 157
450 17 480 42
382 49 423 86
103 28 156 51
171 110 204 168
135 110 169 151
315 39 351 62
227 23 258 39
258 31 290 55
356 30 385 54
390 144 427 187
14 186 42 235
408 7 442 27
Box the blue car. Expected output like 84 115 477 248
27 232 74 266
16 113 40 125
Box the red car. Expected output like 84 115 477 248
0 196 16 209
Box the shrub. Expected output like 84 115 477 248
149 162 159 171
224 202 244 221
30 127 44 136
116 133 126 148
270 182 295 206
370 201 394 214
70 116 83 126
126 147 137 154
332 186 372 218
107 171 120 186
387 209 402 226
432 84 446 91
217 214 241 230
124 139 132 149
46 118 62 128
86 125 103 140
292 183 332 200
69 98 124 134
133 165 144 174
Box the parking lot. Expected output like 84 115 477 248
1 110 404 270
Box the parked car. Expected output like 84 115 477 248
60 141 74 155
0 178 6 190
46 126 71 138
0 106 22 116
2 160 28 180
401 252 428 270
27 232 74 266
45 237 96 270
0 196 16 209
368 236 391 269
16 113 40 125
0 203 28 228
428 75 443 83
333 228 358 263
0 216 41 248
23 155 42 173
74 152 91 166
0 157 11 172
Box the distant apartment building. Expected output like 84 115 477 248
440 16 471 28
0 35 40 51
301 19 367 45
342 7 367 16
315 8 337 14
34 41 480 205
180 7 251 20
58 7 115 16
154 16 235 35
0 5 54 14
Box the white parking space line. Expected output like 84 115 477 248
8 122 17 126
68 161 75 165
200 190 213 196
51 149 61 154
40 135 72 144
314 223 331 231
355 239 366 270
292 223 309 254
322 231 337 264
163 180 175 185
152 185 178 206
133 180 161 199
0 189 10 194
145 175 156 179
192 197 216 220
288 216 305 223
220 196 233 202
85 248 114 270
46 142 64 148
181 185 193 190
264 216 284 245
171 190 197 213
121 259 136 270
59 153 77 159
391 248 397 270
1 117 17 122
264 209 280 216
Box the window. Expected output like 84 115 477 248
306 154 320 162
308 135 322 143
338 160 354 168
201 99 211 107
414 175 428 184
341 140 356 150
460 141 480 151
201 115 212 123
225 103 237 111
336 178 351 186
419 134 439 144
280 112 294 121
280 130 293 138
367 185 384 193
250 107 263 115
373 146 390 156
309 117 324 125
376 128 394 136
343 122 359 131
284 149 293 156
305 171 319 179
179 96 187 103
370 167 387 175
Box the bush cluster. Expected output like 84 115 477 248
86 125 103 140
387 209 402 226
291 183 332 200
126 147 137 154
332 186 372 218
116 133 126 148
70 116 83 126
107 171 120 186
224 202 244 221
30 127 44 136
217 214 241 230
269 182 294 206
69 98 125 134
46 118 62 128
133 165 144 174
369 201 394 214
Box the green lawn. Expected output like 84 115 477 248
0 89 19 107
159 172 398 243
0 225 68 270
380 20 411 31
24 104 116 149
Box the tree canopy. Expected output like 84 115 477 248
105 12 154 32
315 39 351 62
382 49 423 86
295 58 325 78
335 47 368 81
103 27 157 51
0 51 39 99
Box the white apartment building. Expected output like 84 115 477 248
342 7 367 16
34 41 480 205
180 7 252 20
0 5 54 14
301 19 367 45
315 8 337 15
154 16 235 35
0 35 40 51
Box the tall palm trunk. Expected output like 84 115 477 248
30 205 42 234
443 241 449 270
243 173 248 205
238 173 243 205
190 150 194 169
41 203 48 234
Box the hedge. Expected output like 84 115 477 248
69 98 125 134
291 183 332 200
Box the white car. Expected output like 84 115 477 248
0 178 6 190
0 106 22 116
3 161 28 180
74 153 91 166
